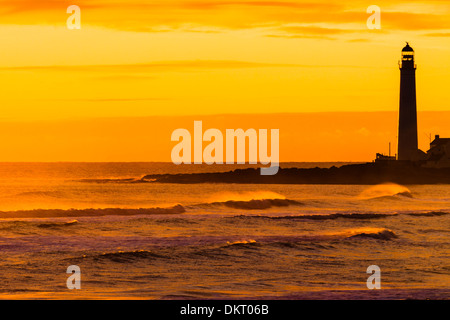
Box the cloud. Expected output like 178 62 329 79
265 25 372 40
91 75 158 82
0 1 449 37
423 32 450 37
265 34 337 40
47 98 168 102
0 60 370 74
0 0 342 11
0 60 308 75
381 11 450 30
0 0 102 14
179 1 343 10
346 38 371 42
277 26 359 35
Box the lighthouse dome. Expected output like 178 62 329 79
402 43 414 52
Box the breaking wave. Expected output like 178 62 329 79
406 211 449 217
223 240 258 247
344 228 397 240
217 228 398 247
190 191 302 210
203 198 303 210
359 183 413 200
85 250 167 263
0 204 185 219
37 220 79 228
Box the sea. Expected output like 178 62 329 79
0 162 448 300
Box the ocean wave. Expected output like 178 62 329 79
359 183 413 200
223 240 258 247
37 220 79 229
218 230 398 248
345 228 397 240
86 250 167 263
366 193 414 201
197 198 303 210
0 220 31 232
230 212 397 221
406 211 449 217
0 204 185 219
218 229 398 250
0 219 80 233
230 209 450 221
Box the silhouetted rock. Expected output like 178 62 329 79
142 162 450 185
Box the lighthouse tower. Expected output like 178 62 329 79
397 43 419 161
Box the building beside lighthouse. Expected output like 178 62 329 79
423 135 450 168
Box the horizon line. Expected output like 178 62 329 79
1 110 450 123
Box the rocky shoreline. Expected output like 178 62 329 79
142 162 450 185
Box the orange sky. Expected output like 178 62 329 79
0 0 449 161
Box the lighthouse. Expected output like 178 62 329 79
397 43 419 161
